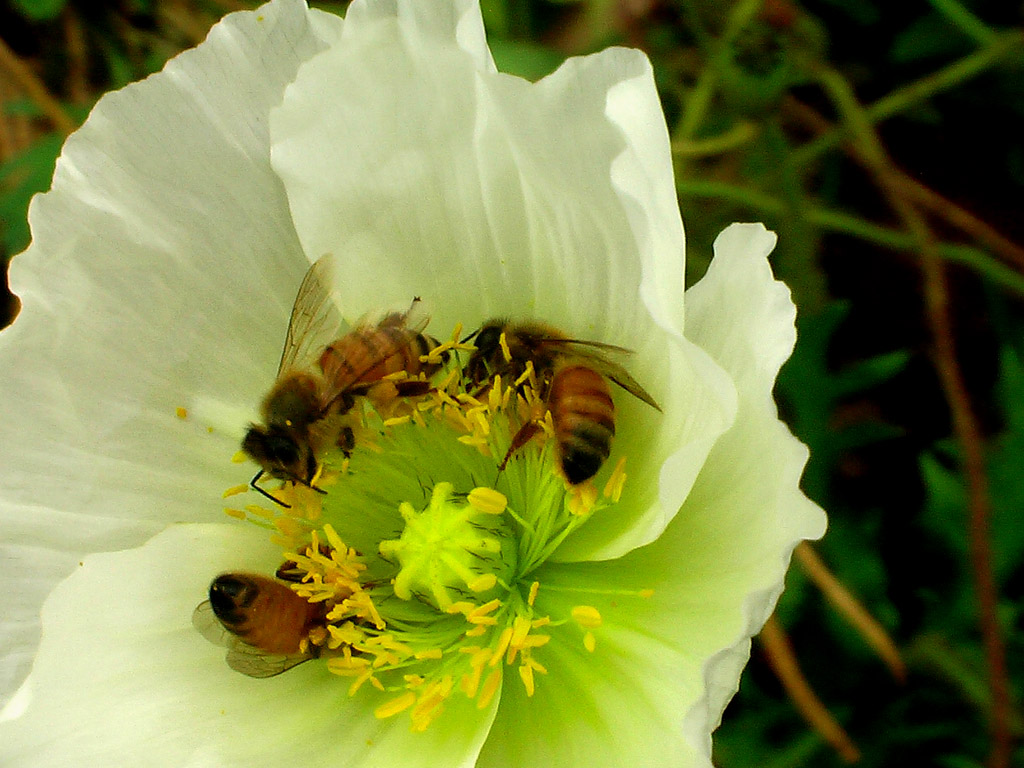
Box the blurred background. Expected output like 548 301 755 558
1 0 1021 765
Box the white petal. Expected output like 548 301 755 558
0 0 338 705
0 523 497 767
482 225 824 765
272 14 733 562
673 223 826 752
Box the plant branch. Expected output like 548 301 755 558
0 36 77 136
759 616 861 763
812 62 1013 768
795 543 905 682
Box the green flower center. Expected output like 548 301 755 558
218 331 637 730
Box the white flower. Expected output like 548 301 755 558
0 0 825 766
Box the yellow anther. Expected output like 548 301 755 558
603 456 628 502
468 573 498 593
498 332 512 363
383 415 411 427
466 599 502 622
415 648 443 660
477 669 502 709
374 691 417 719
519 663 535 696
223 507 246 520
231 450 248 464
490 627 514 667
571 605 603 629
583 631 596 652
467 487 508 516
527 581 540 606
221 484 249 498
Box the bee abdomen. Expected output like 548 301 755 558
209 574 317 655
549 364 615 485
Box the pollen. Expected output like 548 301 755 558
175 406 188 419
213 307 651 733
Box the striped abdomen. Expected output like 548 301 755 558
548 363 615 485
319 315 442 391
208 573 321 655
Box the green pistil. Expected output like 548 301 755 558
379 482 517 611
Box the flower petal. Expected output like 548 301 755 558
0 523 497 767
481 225 824 766
0 0 338 705
271 5 734 562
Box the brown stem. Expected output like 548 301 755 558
782 96 1024 273
0 35 77 136
759 616 861 762
795 542 905 682
812 64 1014 768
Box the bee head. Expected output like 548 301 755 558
241 424 305 480
209 573 256 628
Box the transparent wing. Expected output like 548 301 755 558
278 253 348 376
193 600 309 678
192 601 230 646
555 341 661 412
225 645 310 679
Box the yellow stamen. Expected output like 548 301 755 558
498 332 512 363
518 663 535 696
571 605 603 629
467 487 508 516
230 450 247 463
221 484 249 498
603 457 628 502
477 669 502 709
375 692 417 720
584 631 596 652
223 507 246 520
527 581 540 606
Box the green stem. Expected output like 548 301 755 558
792 31 1023 167
927 0 998 45
675 0 764 172
675 181 1024 299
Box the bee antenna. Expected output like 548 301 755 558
460 327 482 344
249 471 292 509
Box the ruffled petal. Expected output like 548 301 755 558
0 0 338 705
0 523 497 768
272 7 734 563
480 225 824 766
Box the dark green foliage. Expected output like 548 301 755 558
2 0 1022 764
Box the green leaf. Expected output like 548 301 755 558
11 0 66 21
488 39 565 81
0 134 63 255
891 13 971 64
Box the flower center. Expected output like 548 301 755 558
216 327 638 729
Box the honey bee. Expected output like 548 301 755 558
241 255 443 501
466 320 660 484
192 572 326 678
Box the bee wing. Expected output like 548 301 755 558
224 645 310 679
193 601 309 678
278 254 349 376
192 600 231 646
556 342 662 412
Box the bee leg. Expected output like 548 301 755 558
498 421 543 472
249 471 293 509
338 426 355 456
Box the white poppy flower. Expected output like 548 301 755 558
0 0 825 765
